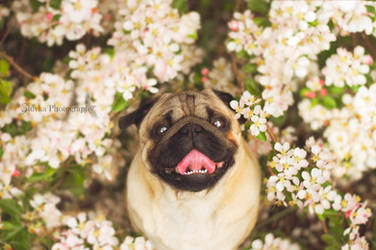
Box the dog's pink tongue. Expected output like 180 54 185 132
177 150 216 175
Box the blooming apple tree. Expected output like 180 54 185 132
0 0 376 249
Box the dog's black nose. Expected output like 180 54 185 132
180 123 203 135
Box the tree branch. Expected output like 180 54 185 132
0 51 34 80
362 33 376 59
321 219 328 234
0 20 11 45
266 124 277 143
230 53 245 91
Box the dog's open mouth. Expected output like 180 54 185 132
175 149 224 175
157 148 235 191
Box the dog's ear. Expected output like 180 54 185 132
212 89 246 124
119 97 159 130
212 89 235 108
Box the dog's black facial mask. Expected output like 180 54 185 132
148 113 237 192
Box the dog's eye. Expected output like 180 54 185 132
213 118 224 128
157 125 168 135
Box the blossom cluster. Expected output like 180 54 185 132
0 1 202 247
299 79 376 179
29 193 62 230
323 46 372 87
0 192 61 238
12 0 103 46
108 0 201 82
325 84 376 179
203 57 236 95
52 212 153 250
0 0 202 183
0 72 125 181
250 233 300 250
226 1 376 117
1 0 376 249
230 91 267 137
298 99 331 130
52 212 118 249
266 139 372 249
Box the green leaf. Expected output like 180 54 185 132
366 5 376 20
187 31 198 40
52 14 61 23
42 57 55 72
299 87 310 97
308 19 318 27
350 84 361 93
0 147 3 159
367 4 376 21
318 40 338 68
24 90 36 99
223 2 234 12
321 209 338 218
49 0 62 9
311 97 319 106
28 166 57 182
270 114 286 127
1 221 19 231
321 96 337 109
244 78 261 96
193 73 201 84
0 59 10 77
29 0 44 12
327 86 344 95
243 63 257 74
2 123 17 136
0 80 12 104
112 92 129 113
172 0 187 14
325 247 339 250
366 4 376 13
236 50 249 59
321 233 341 247
20 120 32 134
253 17 271 27
1 120 32 137
8 227 32 250
256 131 267 141
39 235 54 249
103 47 115 59
0 199 22 224
248 0 269 14
2 225 23 241
60 166 85 197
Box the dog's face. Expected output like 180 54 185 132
119 89 241 192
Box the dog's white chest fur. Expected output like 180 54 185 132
126 139 260 250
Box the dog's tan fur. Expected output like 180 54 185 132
126 89 261 250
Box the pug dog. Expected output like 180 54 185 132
119 89 261 250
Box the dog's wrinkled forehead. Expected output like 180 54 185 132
142 90 231 129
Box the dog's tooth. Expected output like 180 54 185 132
216 161 224 168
